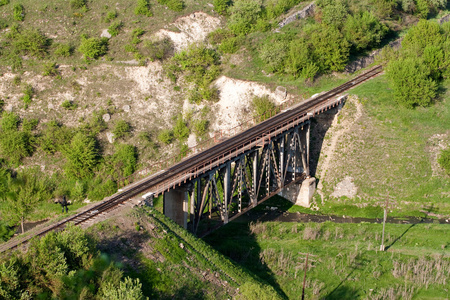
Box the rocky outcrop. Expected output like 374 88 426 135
344 38 403 73
439 14 450 24
278 2 315 28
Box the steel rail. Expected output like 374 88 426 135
0 65 382 253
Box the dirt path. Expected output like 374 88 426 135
316 96 363 203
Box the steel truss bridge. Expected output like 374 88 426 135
0 66 382 252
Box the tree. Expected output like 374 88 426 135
259 36 289 73
386 57 437 108
63 132 99 179
317 0 348 29
100 277 147 300
309 24 350 72
285 38 311 78
343 11 388 51
107 144 137 180
2 169 49 233
0 112 33 165
402 20 443 55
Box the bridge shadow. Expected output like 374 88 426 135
203 219 289 299
309 107 340 178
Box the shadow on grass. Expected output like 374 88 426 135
385 222 420 251
204 221 288 299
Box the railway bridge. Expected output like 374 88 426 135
112 65 383 233
0 66 382 252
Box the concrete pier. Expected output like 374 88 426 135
163 189 188 228
279 177 316 207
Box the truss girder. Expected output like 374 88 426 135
182 121 311 234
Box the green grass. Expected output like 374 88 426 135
205 219 450 300
316 75 450 218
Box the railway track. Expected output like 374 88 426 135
0 65 383 253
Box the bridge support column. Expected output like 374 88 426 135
163 188 188 229
279 177 316 207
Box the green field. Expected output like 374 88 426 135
205 215 450 299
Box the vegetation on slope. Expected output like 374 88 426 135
0 207 283 299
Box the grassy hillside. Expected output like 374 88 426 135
307 75 450 219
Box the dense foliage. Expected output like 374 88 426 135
0 224 146 299
386 20 449 107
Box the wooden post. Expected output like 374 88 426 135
380 192 389 251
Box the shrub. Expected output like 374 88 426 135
1 111 19 131
78 36 108 61
70 0 86 9
61 100 77 110
218 37 239 54
228 0 262 35
0 0 9 6
145 37 173 61
63 132 99 179
131 28 145 44
11 29 49 58
165 44 221 100
12 75 21 86
214 0 232 15
173 115 189 141
108 21 123 37
158 129 173 145
104 10 117 23
54 43 72 57
265 0 302 19
13 4 24 21
0 112 34 165
135 0 152 17
157 0 185 11
438 148 450 175
402 20 443 55
42 62 59 76
21 84 33 107
80 111 108 135
299 62 319 82
251 95 276 121
21 118 38 132
193 119 209 136
112 120 131 139
38 121 74 154
86 177 117 200
208 28 235 46
284 38 310 78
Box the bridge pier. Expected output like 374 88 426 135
163 188 189 229
279 177 316 207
